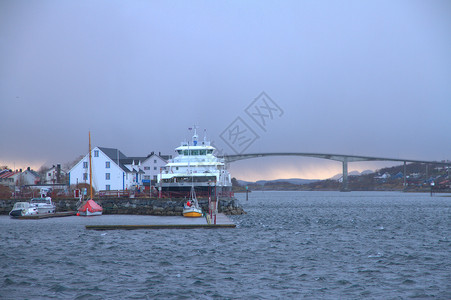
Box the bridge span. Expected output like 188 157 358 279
220 152 450 191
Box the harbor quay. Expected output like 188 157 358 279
0 197 246 216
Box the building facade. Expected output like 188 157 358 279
44 165 66 184
69 147 134 191
141 152 171 187
69 147 170 192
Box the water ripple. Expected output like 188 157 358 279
0 191 450 299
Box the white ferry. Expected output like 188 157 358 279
157 128 233 198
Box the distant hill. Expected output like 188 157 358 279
330 169 374 180
235 162 450 192
237 178 319 186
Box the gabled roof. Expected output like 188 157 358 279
70 147 172 174
98 147 127 161
24 169 40 178
0 170 20 179
145 153 171 162
97 147 131 172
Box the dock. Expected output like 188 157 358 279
18 211 77 219
85 213 236 230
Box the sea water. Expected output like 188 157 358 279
0 191 450 299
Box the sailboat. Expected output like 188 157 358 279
77 132 103 216
182 127 203 218
183 186 203 217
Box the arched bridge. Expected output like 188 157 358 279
220 152 451 191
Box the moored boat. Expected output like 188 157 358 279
78 199 103 216
183 187 203 218
9 202 38 217
77 131 103 217
30 197 56 214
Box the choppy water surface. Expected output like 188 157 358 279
1 191 450 299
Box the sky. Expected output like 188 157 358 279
1 0 450 181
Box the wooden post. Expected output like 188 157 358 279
246 185 248 201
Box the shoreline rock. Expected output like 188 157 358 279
0 197 246 216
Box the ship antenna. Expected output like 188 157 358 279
192 125 198 146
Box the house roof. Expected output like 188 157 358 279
0 170 20 179
145 153 171 162
70 147 172 174
24 169 40 178
97 147 131 172
98 147 128 161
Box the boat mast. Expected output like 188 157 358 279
89 131 93 200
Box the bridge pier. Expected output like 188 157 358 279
402 161 407 191
341 157 349 192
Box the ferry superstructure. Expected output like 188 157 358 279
157 128 232 197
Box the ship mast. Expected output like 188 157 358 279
89 131 93 200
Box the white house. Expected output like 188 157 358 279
141 152 171 187
44 165 66 184
20 168 41 185
69 147 144 191
0 170 21 187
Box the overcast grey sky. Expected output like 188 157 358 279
1 0 450 180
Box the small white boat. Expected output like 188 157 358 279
183 187 203 218
9 202 38 217
29 197 56 214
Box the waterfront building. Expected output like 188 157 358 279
19 168 41 185
141 152 171 187
43 165 66 184
69 147 170 192
0 170 21 187
69 147 140 191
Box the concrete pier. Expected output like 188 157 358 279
18 211 77 219
85 213 236 230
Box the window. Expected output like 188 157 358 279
153 175 157 180
94 150 99 157
105 173 110 180
176 167 179 170
83 173 88 180
144 166 150 170
83 162 88 168
106 185 110 191
144 175 150 180
105 161 110 168
200 150 206 155
154 159 157 163
154 167 157 170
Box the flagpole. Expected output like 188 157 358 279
89 131 93 200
